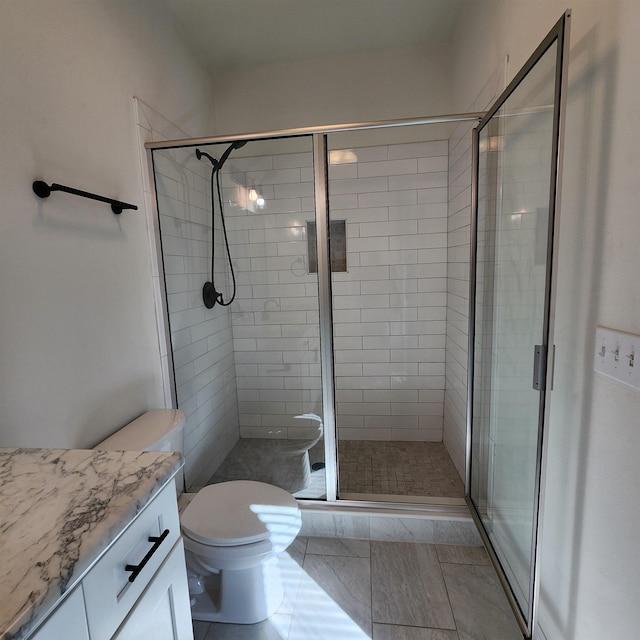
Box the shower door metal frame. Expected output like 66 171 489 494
312 133 338 502
145 113 485 151
466 11 571 638
147 110 485 507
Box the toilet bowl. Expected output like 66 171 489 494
181 480 301 623
95 409 301 624
270 413 324 492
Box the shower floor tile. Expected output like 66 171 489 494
338 440 464 498
206 438 463 500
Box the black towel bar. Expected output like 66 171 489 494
32 180 138 215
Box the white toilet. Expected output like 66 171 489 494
95 409 302 624
270 413 324 492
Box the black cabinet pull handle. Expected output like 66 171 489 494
124 529 170 583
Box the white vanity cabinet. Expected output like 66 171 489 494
27 480 193 640
111 540 193 640
28 588 90 640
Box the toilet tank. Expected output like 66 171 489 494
95 409 186 454
95 409 187 492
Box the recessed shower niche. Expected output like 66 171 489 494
306 220 346 274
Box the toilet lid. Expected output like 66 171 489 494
181 480 299 547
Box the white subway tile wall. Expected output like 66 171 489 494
329 140 448 442
221 141 325 441
200 139 449 444
444 120 474 477
155 136 455 487
154 147 240 489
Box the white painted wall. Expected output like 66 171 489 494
452 1 640 637
0 0 215 448
211 44 451 134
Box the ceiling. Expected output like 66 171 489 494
163 0 464 74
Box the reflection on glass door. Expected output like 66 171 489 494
154 135 326 498
468 12 569 637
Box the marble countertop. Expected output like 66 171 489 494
0 448 183 640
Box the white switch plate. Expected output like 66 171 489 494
594 326 640 390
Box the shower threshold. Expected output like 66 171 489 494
339 493 466 507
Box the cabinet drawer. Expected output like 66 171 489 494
112 540 193 640
83 481 180 640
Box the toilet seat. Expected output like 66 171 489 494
181 480 299 547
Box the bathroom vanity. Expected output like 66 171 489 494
0 448 194 640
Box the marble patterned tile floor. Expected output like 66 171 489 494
192 536 523 640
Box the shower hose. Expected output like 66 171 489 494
202 154 237 309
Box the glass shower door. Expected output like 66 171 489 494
324 124 457 501
153 135 327 498
468 12 569 637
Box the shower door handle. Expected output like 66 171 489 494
533 345 547 391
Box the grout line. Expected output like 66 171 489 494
436 542 460 637
369 539 375 636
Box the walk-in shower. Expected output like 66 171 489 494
149 116 484 506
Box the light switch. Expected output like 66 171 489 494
594 326 640 390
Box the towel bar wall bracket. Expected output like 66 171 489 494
32 180 138 215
